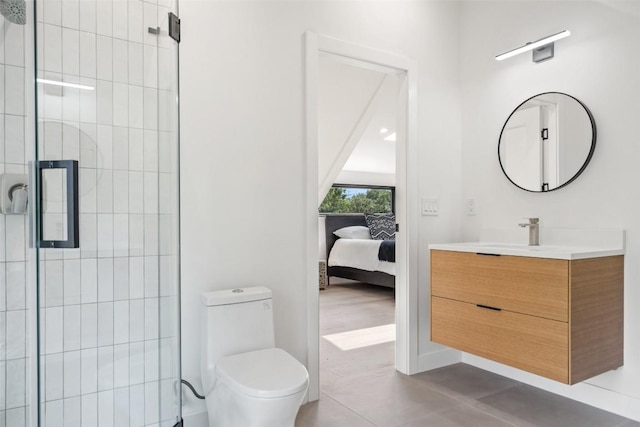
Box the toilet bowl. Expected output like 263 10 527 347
201 287 309 427
206 348 308 427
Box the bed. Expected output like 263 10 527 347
324 214 395 288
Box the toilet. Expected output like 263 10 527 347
201 286 309 427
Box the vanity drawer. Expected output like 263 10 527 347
431 250 568 321
431 296 568 383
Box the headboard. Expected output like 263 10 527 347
324 214 367 258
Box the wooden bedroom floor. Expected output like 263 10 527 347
295 283 639 427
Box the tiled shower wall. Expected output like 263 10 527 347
0 10 31 427
35 0 180 426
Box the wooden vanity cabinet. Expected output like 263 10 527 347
430 250 624 384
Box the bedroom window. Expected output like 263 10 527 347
319 184 395 214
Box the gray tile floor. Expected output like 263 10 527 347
296 283 639 427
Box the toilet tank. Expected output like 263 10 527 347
201 286 275 393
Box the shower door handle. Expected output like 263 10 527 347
38 160 80 249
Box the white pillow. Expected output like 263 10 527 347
333 226 372 240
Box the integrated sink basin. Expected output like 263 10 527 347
429 241 625 260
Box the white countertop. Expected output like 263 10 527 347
429 242 625 260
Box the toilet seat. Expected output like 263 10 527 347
216 348 309 399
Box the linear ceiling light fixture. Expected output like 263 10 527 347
37 78 95 91
495 30 571 63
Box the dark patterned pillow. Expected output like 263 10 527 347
364 213 395 240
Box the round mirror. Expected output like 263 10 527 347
498 92 596 192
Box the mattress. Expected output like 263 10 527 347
328 238 396 276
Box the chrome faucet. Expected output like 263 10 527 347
519 218 540 246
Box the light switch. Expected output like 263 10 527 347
465 198 476 216
421 199 439 216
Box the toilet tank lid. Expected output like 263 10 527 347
201 286 272 306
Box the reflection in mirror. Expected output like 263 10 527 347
498 92 596 192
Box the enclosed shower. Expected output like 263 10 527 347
0 0 182 425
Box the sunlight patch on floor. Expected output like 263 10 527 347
323 323 396 351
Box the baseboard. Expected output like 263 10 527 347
463 354 640 422
417 348 462 373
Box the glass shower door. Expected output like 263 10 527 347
34 0 181 426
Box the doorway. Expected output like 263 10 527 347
305 33 419 401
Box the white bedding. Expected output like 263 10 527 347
328 238 396 276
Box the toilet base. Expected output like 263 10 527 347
206 380 306 427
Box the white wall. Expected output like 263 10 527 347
460 0 640 419
179 0 462 418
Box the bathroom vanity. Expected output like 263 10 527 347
429 243 624 384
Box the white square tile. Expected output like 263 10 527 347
7 407 27 427
97 125 114 170
96 36 113 81
6 262 26 310
62 86 81 123
113 257 129 300
4 21 25 67
143 214 158 256
79 83 97 124
43 0 62 25
143 130 158 172
62 28 80 76
113 214 129 258
80 304 97 349
129 383 145 427
81 392 98 427
144 340 159 382
80 214 98 259
128 0 144 44
113 0 129 40
144 256 159 298
80 348 98 394
143 45 158 89
143 88 158 130
112 171 129 213
0 354 5 406
145 380 160 425
114 387 130 426
129 342 145 386
97 170 113 213
45 398 63 425
63 351 81 398
44 24 63 73
160 338 175 380
97 302 114 347
129 299 144 343
129 171 143 214
79 32 97 79
158 89 178 132
128 42 144 87
129 256 144 299
113 343 129 388
143 2 158 46
128 128 144 171
62 0 80 30
112 39 128 84
81 258 98 303
45 260 64 307
45 353 65 403
63 396 82 427
113 301 130 344
145 298 159 340
96 80 113 125
112 83 129 128
7 310 27 358
144 172 158 214
98 389 114 427
159 214 173 256
63 259 81 305
63 305 81 351
5 358 25 408
159 297 175 339
97 214 114 258
97 346 114 391
96 0 113 37
160 377 175 421
97 258 114 302
5 66 25 116
4 115 25 164
80 168 97 213
5 216 26 261
0 264 6 310
128 86 144 129
79 0 96 33
112 127 129 170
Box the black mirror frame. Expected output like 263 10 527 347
498 92 597 193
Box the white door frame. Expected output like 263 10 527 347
304 32 419 401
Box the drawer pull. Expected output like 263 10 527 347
476 304 502 311
476 252 501 256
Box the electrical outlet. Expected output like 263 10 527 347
465 198 476 216
421 199 439 216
